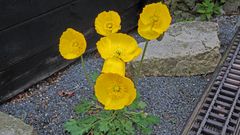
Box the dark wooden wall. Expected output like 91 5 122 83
0 0 147 102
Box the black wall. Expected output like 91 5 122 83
0 0 147 102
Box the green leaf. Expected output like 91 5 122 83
107 119 122 135
131 114 141 123
98 110 112 119
209 3 214 9
200 15 206 21
81 115 98 125
66 102 159 135
138 101 147 109
206 13 212 20
197 9 207 13
213 5 221 15
202 0 210 6
74 100 93 114
115 128 126 135
146 115 160 125
98 120 109 133
196 3 202 8
128 99 147 110
64 119 85 135
196 0 223 20
142 128 152 135
93 131 102 135
123 121 135 134
128 100 139 110
91 71 99 83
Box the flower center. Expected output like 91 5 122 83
113 49 122 59
152 15 159 22
113 85 120 92
71 41 82 54
72 41 79 47
105 22 113 30
116 50 121 56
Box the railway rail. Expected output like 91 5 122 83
182 24 240 135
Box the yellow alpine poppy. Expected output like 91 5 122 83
138 2 171 40
96 33 142 62
94 73 136 110
59 28 87 60
95 11 121 36
102 58 125 76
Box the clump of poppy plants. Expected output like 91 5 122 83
59 2 172 135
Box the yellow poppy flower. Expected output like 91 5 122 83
102 58 125 76
138 2 172 40
95 11 121 36
59 28 87 60
94 73 136 110
96 33 142 62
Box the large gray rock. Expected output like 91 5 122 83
128 21 221 77
0 112 36 135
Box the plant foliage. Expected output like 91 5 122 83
64 100 159 135
196 0 224 20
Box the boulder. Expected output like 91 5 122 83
0 112 36 135
127 21 221 77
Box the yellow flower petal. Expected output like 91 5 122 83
138 20 160 40
138 2 172 40
95 11 121 36
96 33 142 62
94 73 136 110
59 28 87 59
102 58 125 76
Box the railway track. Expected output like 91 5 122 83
182 24 240 135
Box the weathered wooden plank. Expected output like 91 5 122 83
0 0 140 71
0 0 73 30
0 0 138 31
0 0 145 102
0 45 73 102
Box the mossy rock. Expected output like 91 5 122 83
223 0 240 14
164 0 197 22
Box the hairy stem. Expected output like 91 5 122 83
81 56 92 88
134 41 149 99
135 40 149 83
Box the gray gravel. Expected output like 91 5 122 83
0 55 209 135
0 54 103 135
214 15 240 53
138 76 209 135
0 15 239 135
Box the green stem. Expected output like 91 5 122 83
123 112 146 128
133 41 149 99
81 56 92 88
135 40 149 82
112 110 117 117
109 110 117 122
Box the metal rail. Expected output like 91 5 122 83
182 25 240 135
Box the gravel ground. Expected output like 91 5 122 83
0 15 239 135
213 15 240 53
0 55 209 135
